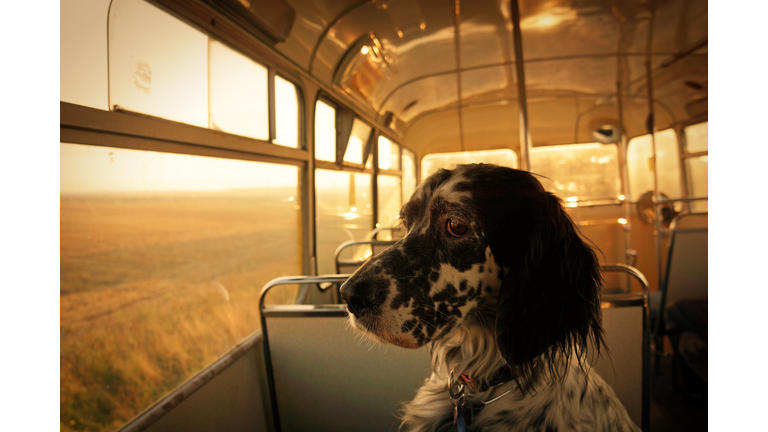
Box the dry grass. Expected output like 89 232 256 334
60 195 301 431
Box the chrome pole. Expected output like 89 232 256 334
643 4 657 430
644 2 662 305
616 53 633 292
510 0 531 171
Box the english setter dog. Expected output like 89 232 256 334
340 164 640 431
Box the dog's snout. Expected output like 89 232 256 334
340 279 381 317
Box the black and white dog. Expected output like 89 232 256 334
340 164 640 431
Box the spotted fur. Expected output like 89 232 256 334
340 164 640 431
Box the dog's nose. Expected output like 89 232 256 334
340 279 377 317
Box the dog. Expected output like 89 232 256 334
340 164 640 431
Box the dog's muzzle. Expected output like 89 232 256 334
339 276 384 318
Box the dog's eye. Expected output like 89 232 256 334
446 218 468 237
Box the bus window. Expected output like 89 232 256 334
274 75 300 148
315 100 337 162
60 143 300 431
209 40 269 139
421 149 518 179
378 175 402 233
530 143 620 202
108 0 208 127
343 119 372 165
684 122 708 153
683 122 708 212
402 148 417 202
61 0 110 110
627 129 683 209
378 136 400 170
315 171 373 274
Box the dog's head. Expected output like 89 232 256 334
340 164 605 379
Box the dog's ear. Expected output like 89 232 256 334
494 190 606 389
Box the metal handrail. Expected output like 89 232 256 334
668 211 708 231
600 263 650 432
369 226 404 240
333 239 397 274
656 196 708 203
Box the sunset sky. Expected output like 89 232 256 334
60 143 300 194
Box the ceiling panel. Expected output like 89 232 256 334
461 64 516 104
268 0 706 153
316 0 455 95
379 73 458 122
276 0 364 69
525 57 618 97
458 0 515 68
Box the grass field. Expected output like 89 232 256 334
60 193 301 431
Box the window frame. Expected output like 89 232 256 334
678 119 709 213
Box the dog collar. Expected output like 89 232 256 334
449 367 515 431
455 365 516 392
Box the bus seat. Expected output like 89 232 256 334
651 212 708 337
260 267 649 431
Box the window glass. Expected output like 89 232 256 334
108 0 208 127
378 136 400 170
422 149 518 179
274 75 300 148
209 40 269 139
684 122 708 153
402 149 417 202
315 100 336 162
530 143 620 201
627 129 682 204
60 143 300 430
683 122 708 212
315 170 373 275
685 156 708 212
61 0 111 110
343 119 372 165
378 175 402 231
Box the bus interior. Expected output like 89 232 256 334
59 0 710 431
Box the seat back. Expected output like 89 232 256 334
592 296 645 427
265 306 431 432
662 212 708 307
260 267 649 431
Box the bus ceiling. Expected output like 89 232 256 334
158 0 707 158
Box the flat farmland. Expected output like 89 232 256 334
60 194 301 432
